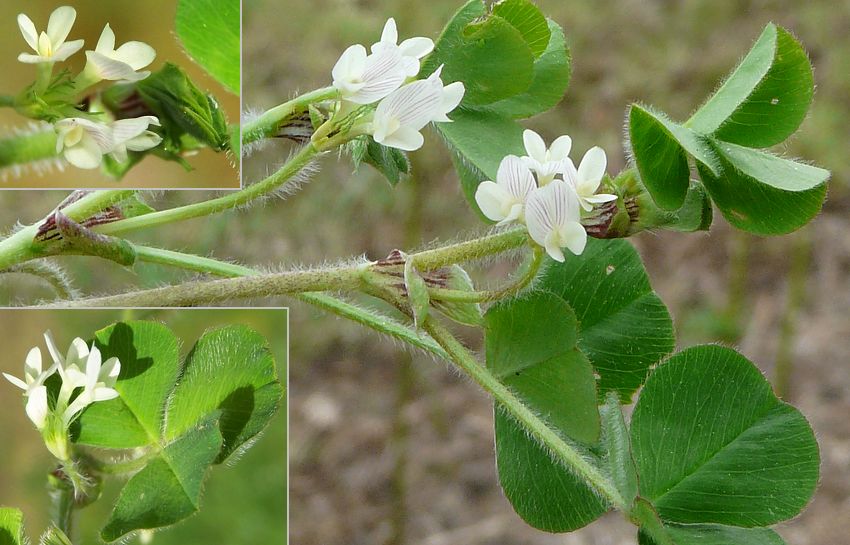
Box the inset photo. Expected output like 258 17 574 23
0 308 287 545
0 0 240 189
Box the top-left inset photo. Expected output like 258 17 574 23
0 0 240 189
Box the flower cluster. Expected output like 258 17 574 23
16 6 162 169
330 18 464 151
3 331 120 460
475 130 617 262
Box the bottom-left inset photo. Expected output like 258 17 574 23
0 308 288 545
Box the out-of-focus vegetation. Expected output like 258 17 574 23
0 0 240 188
0 309 287 545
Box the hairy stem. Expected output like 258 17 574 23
428 247 543 303
242 86 339 145
93 144 319 236
411 228 528 270
423 317 627 510
0 127 59 169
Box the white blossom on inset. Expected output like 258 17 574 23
561 146 617 211
83 24 156 83
110 116 162 162
371 66 464 151
521 129 573 186
17 6 84 64
3 345 56 397
371 18 434 77
63 344 120 425
54 118 113 169
474 155 536 225
525 180 587 262
332 44 409 105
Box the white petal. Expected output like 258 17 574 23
560 221 588 256
375 79 441 130
52 39 84 62
522 129 547 163
25 347 43 377
17 53 47 64
399 37 434 60
380 18 398 45
112 117 153 143
497 155 536 200
525 181 581 249
501 202 525 225
349 48 407 104
125 131 162 152
71 118 113 150
379 125 424 151
26 386 49 429
66 338 90 366
431 81 464 122
3 373 28 391
91 387 119 402
544 232 566 262
525 187 554 249
85 50 138 81
95 24 115 53
114 41 156 70
549 135 572 160
44 330 62 365
475 181 512 222
17 14 38 51
577 146 607 189
331 44 367 86
46 6 76 46
100 357 121 386
85 345 103 388
111 144 129 164
64 136 104 169
584 193 618 204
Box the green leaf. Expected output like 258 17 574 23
423 0 534 105
488 20 571 119
492 0 551 58
698 141 828 235
75 321 181 448
164 325 283 463
687 24 813 148
486 291 606 532
39 527 74 545
628 104 720 210
72 322 282 540
403 259 430 328
633 179 714 234
102 417 223 542
640 524 787 545
538 238 674 401
352 137 410 186
437 108 525 214
433 265 483 326
176 0 240 94
0 508 23 545
135 63 230 154
631 345 819 527
600 393 638 508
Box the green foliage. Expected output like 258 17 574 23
628 24 828 235
428 0 571 214
432 265 483 326
599 393 638 508
538 238 674 401
176 0 241 94
0 508 23 545
631 345 818 533
640 524 787 545
486 291 606 532
135 63 230 155
350 136 410 186
404 259 430 327
74 321 283 541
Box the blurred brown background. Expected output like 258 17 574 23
0 0 848 543
0 0 240 189
0 308 287 545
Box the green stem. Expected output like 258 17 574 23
412 228 528 270
0 128 60 169
93 144 320 237
133 245 258 277
422 317 627 510
428 247 543 303
242 86 339 145
47 471 75 538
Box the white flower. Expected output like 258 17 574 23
83 24 156 83
17 6 84 64
110 116 162 162
474 155 536 225
55 118 113 169
371 66 464 151
525 180 587 262
561 146 617 211
26 386 50 430
371 18 434 77
332 44 410 105
521 129 573 186
63 344 120 425
3 346 56 397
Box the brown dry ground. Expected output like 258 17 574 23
240 0 850 543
